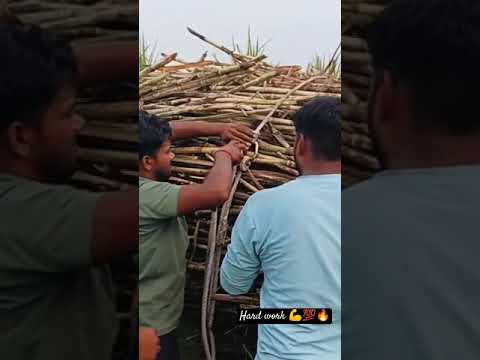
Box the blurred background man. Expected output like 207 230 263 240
343 1 480 359
0 23 138 360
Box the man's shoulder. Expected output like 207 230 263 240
342 175 400 229
0 175 102 233
0 173 94 201
246 180 295 204
139 178 180 193
240 180 301 220
248 176 336 202
139 179 181 219
342 172 428 244
343 174 394 204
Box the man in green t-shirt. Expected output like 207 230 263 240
138 111 253 359
0 24 138 359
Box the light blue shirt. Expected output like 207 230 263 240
220 174 341 360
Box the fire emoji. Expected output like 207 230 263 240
318 309 329 322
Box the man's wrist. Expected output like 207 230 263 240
214 149 233 160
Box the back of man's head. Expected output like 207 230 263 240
367 0 480 134
139 111 171 159
0 24 78 133
294 96 341 161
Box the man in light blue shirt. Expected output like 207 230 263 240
220 97 341 360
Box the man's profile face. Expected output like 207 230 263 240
33 84 83 183
151 140 174 181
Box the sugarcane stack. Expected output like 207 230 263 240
341 0 387 187
7 0 137 44
140 28 340 359
7 2 138 359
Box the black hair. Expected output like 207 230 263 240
0 24 78 132
293 96 341 161
367 0 480 134
139 111 172 159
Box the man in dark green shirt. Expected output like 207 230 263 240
138 111 253 359
0 24 138 359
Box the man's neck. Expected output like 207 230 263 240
0 159 43 182
387 135 480 170
301 160 341 176
138 169 157 181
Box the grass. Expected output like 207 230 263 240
307 44 341 78
232 27 270 58
139 34 156 71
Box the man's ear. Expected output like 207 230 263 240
141 155 153 171
296 134 308 157
7 121 34 158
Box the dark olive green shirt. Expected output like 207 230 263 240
0 174 117 359
139 177 189 336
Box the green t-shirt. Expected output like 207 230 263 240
139 177 189 336
0 174 117 360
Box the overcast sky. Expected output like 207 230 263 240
140 0 340 68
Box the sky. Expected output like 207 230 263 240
140 0 340 68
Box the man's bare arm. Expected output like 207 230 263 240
169 121 254 144
92 189 138 265
177 142 247 215
90 143 246 264
73 41 138 87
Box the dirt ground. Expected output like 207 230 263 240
177 305 257 360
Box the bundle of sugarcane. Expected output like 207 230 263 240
141 28 340 360
7 0 137 44
342 0 387 187
140 30 340 189
73 85 139 192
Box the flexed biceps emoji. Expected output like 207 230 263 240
289 308 302 322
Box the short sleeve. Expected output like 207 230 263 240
0 179 101 272
139 180 181 219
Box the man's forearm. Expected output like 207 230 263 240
201 151 234 199
175 151 236 215
169 121 224 141
73 41 138 86
93 190 139 265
